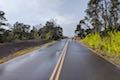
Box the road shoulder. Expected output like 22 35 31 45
77 40 120 70
0 41 57 64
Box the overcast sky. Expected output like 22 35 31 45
0 0 88 37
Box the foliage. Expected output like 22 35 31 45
82 32 120 64
75 0 120 38
0 10 63 43
81 33 101 49
39 20 63 40
0 11 6 26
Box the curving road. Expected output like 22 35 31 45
0 39 120 80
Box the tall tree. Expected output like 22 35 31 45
0 11 6 27
86 0 102 32
0 11 7 42
109 0 120 29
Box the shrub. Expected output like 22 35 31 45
81 32 120 61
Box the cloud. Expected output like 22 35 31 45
0 0 88 36
0 0 62 23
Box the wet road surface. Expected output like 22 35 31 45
60 40 120 80
0 39 67 80
0 39 120 80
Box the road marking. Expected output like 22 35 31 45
49 51 63 80
49 41 69 80
55 42 68 80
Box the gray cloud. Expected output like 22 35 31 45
0 0 88 36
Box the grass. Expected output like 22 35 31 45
81 32 120 65
0 41 56 64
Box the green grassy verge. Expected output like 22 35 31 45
81 32 120 65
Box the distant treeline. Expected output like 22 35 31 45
0 11 63 43
75 0 120 38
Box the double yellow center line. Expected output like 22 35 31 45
49 41 69 80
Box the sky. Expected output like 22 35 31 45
0 0 89 37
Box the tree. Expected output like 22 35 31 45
0 11 63 43
109 0 120 30
38 20 63 40
0 11 6 27
75 24 86 39
86 0 102 32
30 26 39 39
12 22 30 40
75 0 120 38
52 26 63 40
0 11 7 42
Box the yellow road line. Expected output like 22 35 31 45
49 52 63 80
55 42 68 80
49 41 68 80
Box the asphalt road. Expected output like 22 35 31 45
0 39 66 80
59 40 120 80
0 39 120 80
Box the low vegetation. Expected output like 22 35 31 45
75 0 120 65
81 32 120 64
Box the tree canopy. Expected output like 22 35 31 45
0 11 63 43
75 0 120 38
